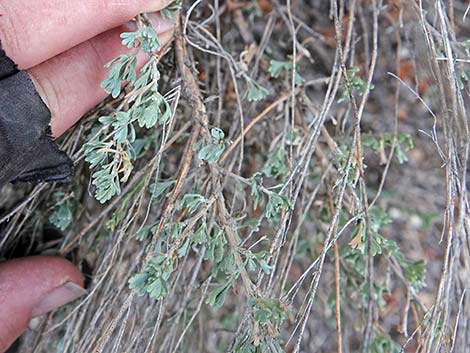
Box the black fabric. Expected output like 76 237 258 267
0 46 73 186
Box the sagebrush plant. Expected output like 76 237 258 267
83 3 425 352
5 2 469 353
95 22 422 353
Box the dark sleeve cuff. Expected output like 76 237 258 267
0 46 73 186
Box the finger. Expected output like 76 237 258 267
0 256 85 353
28 18 174 137
0 0 174 69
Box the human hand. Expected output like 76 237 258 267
0 0 176 351
1 0 176 137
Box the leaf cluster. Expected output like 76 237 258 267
268 59 304 85
85 25 171 203
338 66 375 102
49 192 74 231
197 128 229 164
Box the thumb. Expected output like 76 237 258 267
0 256 85 353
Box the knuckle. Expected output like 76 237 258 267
86 39 107 70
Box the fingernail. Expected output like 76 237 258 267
31 282 86 317
147 12 177 34
125 12 177 34
29 317 41 330
145 0 175 13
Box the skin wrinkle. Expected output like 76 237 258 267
86 35 113 75
32 76 63 138
27 71 57 123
